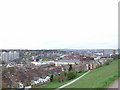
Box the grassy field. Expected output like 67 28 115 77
23 55 36 58
64 59 119 88
34 72 86 88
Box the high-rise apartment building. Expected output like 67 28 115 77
1 50 19 62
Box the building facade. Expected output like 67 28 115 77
0 50 19 62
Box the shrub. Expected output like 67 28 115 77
67 71 77 80
105 62 109 65
59 76 67 82
64 72 67 76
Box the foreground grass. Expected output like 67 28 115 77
64 59 119 88
34 72 86 88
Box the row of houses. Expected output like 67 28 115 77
2 57 114 89
61 58 113 73
18 76 50 89
2 63 63 88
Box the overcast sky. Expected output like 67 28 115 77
0 0 118 49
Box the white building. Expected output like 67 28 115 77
31 76 50 86
2 51 9 62
1 50 19 62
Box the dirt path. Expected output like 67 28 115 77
55 71 90 90
108 78 119 89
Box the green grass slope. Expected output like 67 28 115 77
65 59 118 88
35 72 85 88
